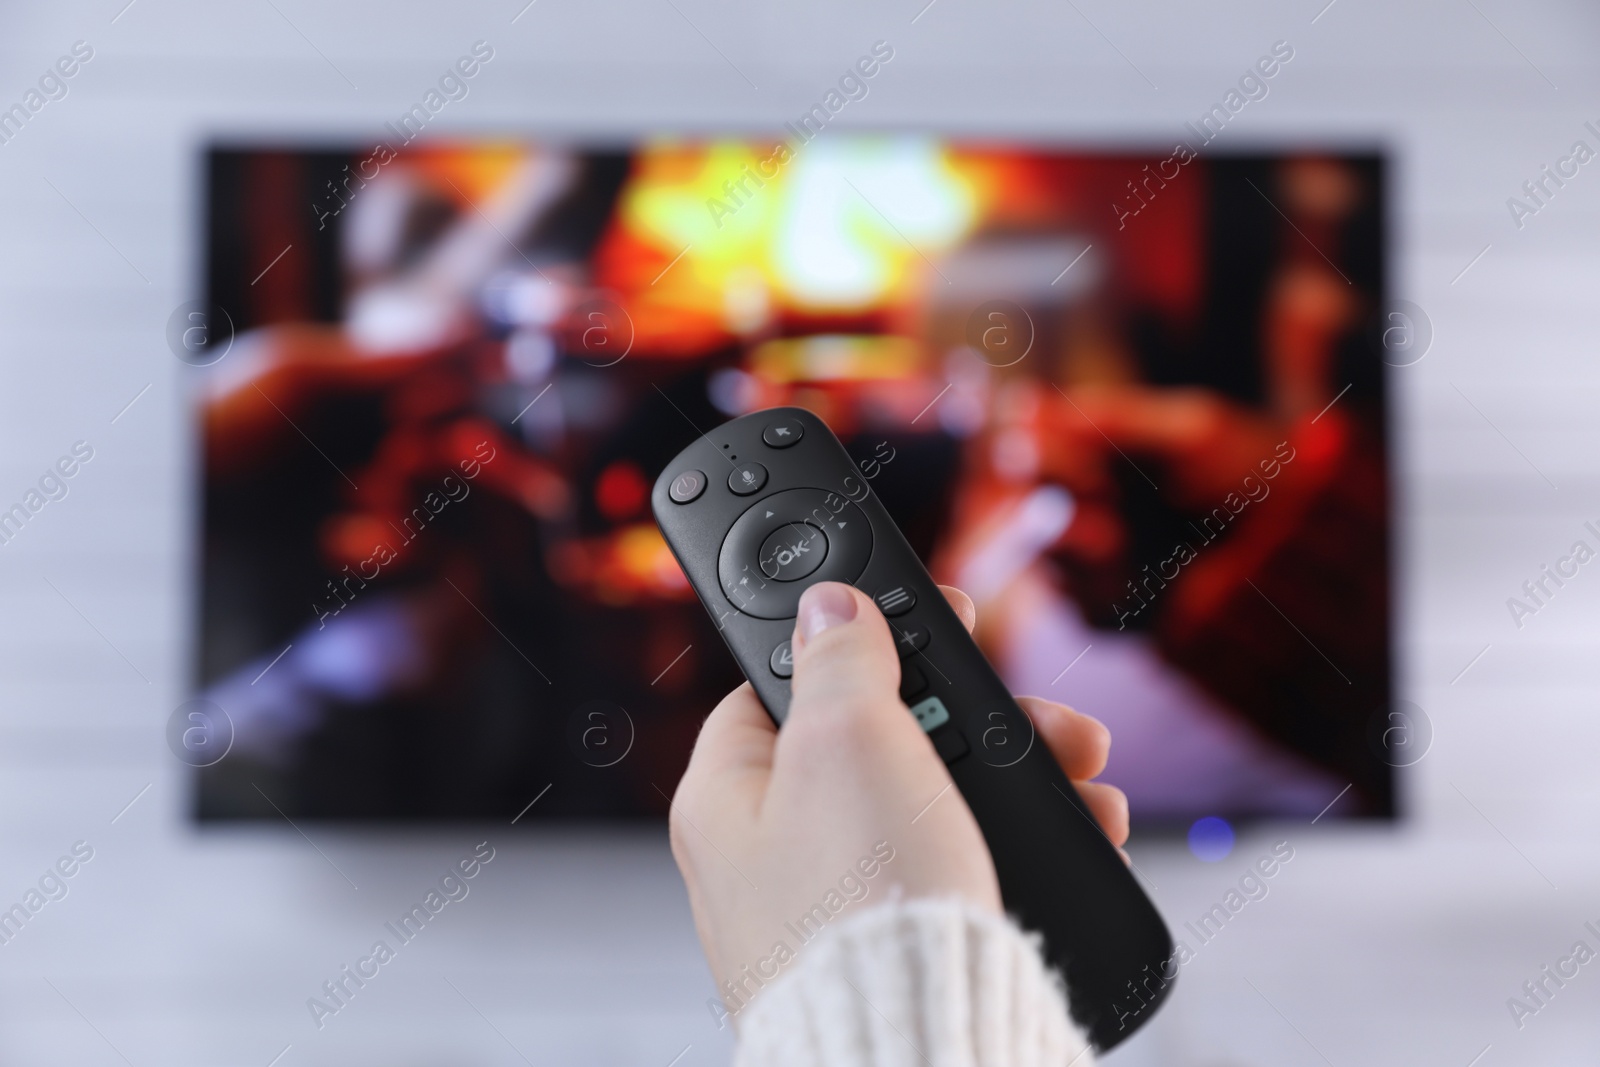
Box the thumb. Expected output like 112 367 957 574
787 582 901 722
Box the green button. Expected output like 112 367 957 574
908 696 949 733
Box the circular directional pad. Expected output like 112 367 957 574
719 488 873 619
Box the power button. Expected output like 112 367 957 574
669 470 707 504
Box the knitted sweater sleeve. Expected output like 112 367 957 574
732 897 1096 1067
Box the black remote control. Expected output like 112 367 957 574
652 406 1174 1049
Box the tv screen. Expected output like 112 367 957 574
193 138 1392 825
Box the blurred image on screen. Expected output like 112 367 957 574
194 138 1391 824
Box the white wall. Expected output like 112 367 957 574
1 0 1597 1063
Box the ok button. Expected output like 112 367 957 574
757 522 828 582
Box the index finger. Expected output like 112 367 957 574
1016 696 1111 782
938 584 976 631
676 682 775 818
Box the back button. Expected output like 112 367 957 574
762 419 805 448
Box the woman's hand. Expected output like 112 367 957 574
668 581 1127 1020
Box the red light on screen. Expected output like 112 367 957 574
595 460 649 520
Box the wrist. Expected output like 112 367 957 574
729 895 1094 1067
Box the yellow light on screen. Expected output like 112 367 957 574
774 139 978 309
616 524 690 593
620 138 980 316
748 334 924 383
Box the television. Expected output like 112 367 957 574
191 138 1393 826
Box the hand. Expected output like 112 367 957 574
669 581 1127 1020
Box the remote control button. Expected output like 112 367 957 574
762 419 805 448
769 640 794 678
893 625 930 659
718 488 874 619
668 469 706 504
728 462 768 495
931 725 970 764
908 696 950 732
874 586 916 617
899 663 928 699
758 522 828 582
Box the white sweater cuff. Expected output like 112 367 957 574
732 897 1096 1067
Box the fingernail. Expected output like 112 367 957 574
797 582 858 643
